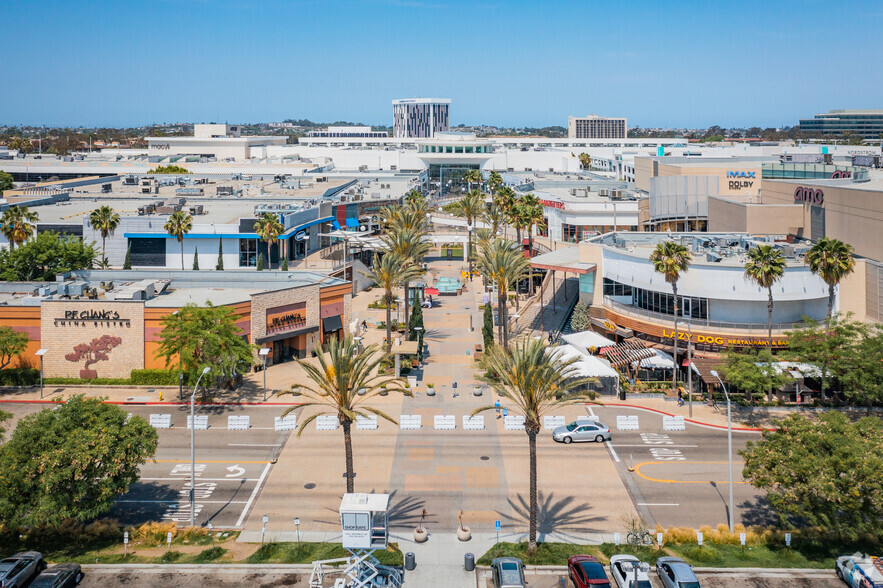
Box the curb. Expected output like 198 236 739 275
592 402 773 432
0 399 303 407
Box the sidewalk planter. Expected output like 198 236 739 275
413 527 428 543
357 388 367 396
473 386 482 396
407 376 418 387
457 526 472 542
426 387 436 396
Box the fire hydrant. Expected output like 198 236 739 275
159 391 163 401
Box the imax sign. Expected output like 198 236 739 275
794 186 824 205
726 171 756 178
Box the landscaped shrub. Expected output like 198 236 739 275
130 369 188 386
0 368 39 386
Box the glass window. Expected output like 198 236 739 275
465 146 473 153
239 239 258 267
446 146 452 153
455 146 463 153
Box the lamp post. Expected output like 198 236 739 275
710 370 735 533
261 514 269 548
412 326 424 366
294 517 301 545
190 366 211 528
259 348 270 401
35 349 48 399
678 320 693 418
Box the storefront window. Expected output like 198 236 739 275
604 278 708 319
239 239 258 267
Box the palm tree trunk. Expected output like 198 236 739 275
180 239 185 270
385 293 393 353
102 236 106 263
767 286 774 402
672 283 679 397
342 418 355 493
516 227 522 247
527 427 538 554
403 280 410 338
499 291 508 348
467 228 473 279
827 282 834 319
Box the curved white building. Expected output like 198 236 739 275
416 132 494 194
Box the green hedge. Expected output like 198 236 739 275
0 368 40 386
130 370 189 386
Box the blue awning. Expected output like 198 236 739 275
332 220 341 230
345 218 360 229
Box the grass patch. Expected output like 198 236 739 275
191 547 227 563
598 543 660 563
158 550 183 563
476 542 604 566
667 542 835 569
245 542 403 566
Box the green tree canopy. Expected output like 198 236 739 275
155 303 255 386
0 231 97 281
805 237 855 318
147 164 189 174
0 170 14 193
0 326 28 369
1 206 39 250
741 412 883 539
836 321 883 414
721 348 790 404
0 396 158 527
569 301 591 333
482 301 494 350
88 205 121 264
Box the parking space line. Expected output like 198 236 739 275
637 503 680 506
236 462 272 528
634 461 749 484
227 444 280 447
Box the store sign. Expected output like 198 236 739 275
793 186 824 205
54 309 131 327
153 144 170 150
293 230 307 242
661 329 787 348
726 171 755 191
726 171 755 178
266 302 307 334
540 199 565 210
830 170 851 179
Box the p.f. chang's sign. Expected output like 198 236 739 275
54 309 131 327
793 186 824 205
266 302 307 334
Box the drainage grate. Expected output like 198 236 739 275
304 483 316 489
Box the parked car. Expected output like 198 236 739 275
491 557 527 588
656 557 701 588
835 553 883 587
0 551 46 588
553 420 612 444
29 563 83 588
568 554 611 587
609 554 652 588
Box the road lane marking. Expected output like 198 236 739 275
153 460 272 464
236 462 272 528
140 477 260 482
633 461 749 484
117 500 249 504
604 440 621 463
612 444 698 448
227 444 281 447
587 406 597 418
637 503 680 506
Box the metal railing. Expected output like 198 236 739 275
602 296 806 333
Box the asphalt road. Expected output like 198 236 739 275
592 405 773 529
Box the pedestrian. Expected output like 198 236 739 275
361 320 367 334
548 331 554 344
677 389 683 407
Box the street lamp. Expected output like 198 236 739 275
190 366 211 528
259 348 270 401
261 514 269 548
412 327 424 365
35 349 48 398
678 320 693 418
710 370 735 533
294 517 301 545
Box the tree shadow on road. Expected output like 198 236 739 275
110 482 179 525
501 490 606 542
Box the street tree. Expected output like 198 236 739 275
407 294 425 353
0 206 39 250
282 336 408 493
363 252 423 352
487 170 503 195
216 238 224 270
744 245 786 351
475 338 591 554
163 211 192 270
123 243 132 269
0 396 158 527
448 190 486 279
837 321 883 415
88 205 120 265
785 316 862 401
569 301 591 333
649 240 692 395
155 302 255 388
0 231 96 281
147 164 189 174
476 238 530 347
382 226 429 338
0 170 14 193
482 301 494 351
721 348 790 404
0 326 28 369
464 169 483 193
805 237 855 319
254 212 284 269
741 412 883 539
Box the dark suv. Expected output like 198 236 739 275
0 551 46 588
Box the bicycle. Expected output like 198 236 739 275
627 529 655 546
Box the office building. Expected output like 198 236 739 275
392 98 450 138
799 109 883 140
308 126 388 138
568 115 627 140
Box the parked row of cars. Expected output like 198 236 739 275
0 552 82 588
491 554 701 588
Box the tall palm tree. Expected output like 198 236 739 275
448 190 486 279
805 237 855 319
88 205 120 265
744 244 787 351
0 206 38 250
476 239 530 347
649 240 693 396
254 212 284 269
474 338 591 554
578 153 591 170
363 252 424 352
482 202 507 237
494 186 517 240
164 211 192 270
403 189 425 207
282 335 408 493
382 227 430 338
487 171 503 196
464 169 483 194
520 203 546 295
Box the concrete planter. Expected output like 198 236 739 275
407 376 418 387
413 527 428 543
457 527 472 542
426 387 436 396
473 386 482 396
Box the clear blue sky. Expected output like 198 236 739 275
1 0 880 129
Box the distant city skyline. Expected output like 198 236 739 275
1 0 880 129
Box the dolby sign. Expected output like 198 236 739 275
793 186 824 205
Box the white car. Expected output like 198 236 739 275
609 554 652 588
552 420 612 444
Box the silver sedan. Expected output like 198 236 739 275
552 420 611 444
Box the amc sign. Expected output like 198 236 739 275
793 186 824 205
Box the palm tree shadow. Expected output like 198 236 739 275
502 490 605 541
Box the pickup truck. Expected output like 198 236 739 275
836 554 883 588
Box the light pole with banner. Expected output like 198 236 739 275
190 366 211 527
678 320 693 418
710 369 735 533
259 348 270 401
35 349 48 398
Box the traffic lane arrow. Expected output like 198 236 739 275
226 465 246 478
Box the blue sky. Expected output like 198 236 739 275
1 0 880 128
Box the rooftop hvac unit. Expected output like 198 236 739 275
599 189 609 196
706 252 723 263
780 245 795 258
571 188 578 196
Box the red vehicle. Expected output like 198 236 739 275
568 555 612 588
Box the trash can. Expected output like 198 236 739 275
405 552 416 571
464 552 475 571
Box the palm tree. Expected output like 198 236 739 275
464 169 483 194
448 190 486 279
474 338 591 554
0 206 38 250
476 239 530 347
88 205 120 265
363 252 424 352
254 212 285 269
805 237 855 319
382 227 430 338
282 335 409 493
744 244 787 351
649 241 693 396
578 153 591 170
487 171 503 196
164 211 192 270
520 203 546 295
494 186 517 240
482 202 507 237
404 189 425 207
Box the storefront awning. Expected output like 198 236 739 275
346 218 360 229
332 220 342 230
323 315 343 333
255 325 318 345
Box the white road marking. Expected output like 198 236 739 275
604 440 621 463
587 406 597 418
638 503 680 506
611 444 698 448
235 462 272 528
227 443 281 447
117 500 249 504
140 477 260 482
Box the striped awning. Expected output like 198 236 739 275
601 339 655 368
